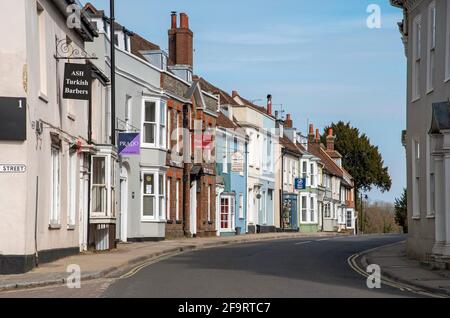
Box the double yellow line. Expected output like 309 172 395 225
347 244 447 298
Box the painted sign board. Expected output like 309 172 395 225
0 97 26 141
63 63 91 100
118 133 140 155
231 151 244 173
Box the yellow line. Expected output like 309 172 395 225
347 249 447 298
119 252 184 280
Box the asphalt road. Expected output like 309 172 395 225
103 234 415 298
0 234 420 298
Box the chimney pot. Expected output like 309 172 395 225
180 13 189 28
232 90 238 98
171 11 177 29
328 128 333 137
267 94 272 116
309 124 314 135
316 129 320 141
284 114 293 128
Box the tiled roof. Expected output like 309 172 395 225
130 33 161 60
280 136 302 156
308 144 344 178
217 113 239 129
194 76 239 106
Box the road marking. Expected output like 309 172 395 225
317 238 330 242
295 241 312 245
119 252 184 280
347 245 447 298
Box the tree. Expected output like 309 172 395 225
322 121 392 196
394 188 408 233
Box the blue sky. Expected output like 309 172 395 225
83 0 406 203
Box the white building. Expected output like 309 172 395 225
392 0 450 266
0 0 98 274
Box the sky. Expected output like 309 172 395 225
82 0 407 203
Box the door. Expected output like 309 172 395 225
190 180 197 236
120 166 128 242
220 196 235 232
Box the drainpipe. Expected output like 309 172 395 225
182 104 189 236
34 176 39 267
280 151 285 232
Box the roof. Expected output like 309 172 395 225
234 93 272 117
308 144 344 178
217 113 239 129
194 76 239 106
130 33 161 60
280 136 302 156
430 102 450 134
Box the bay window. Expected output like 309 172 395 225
301 196 307 223
91 156 107 215
310 197 315 223
141 170 166 222
142 98 167 149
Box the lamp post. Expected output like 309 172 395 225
110 0 116 145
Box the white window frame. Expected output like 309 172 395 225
50 147 61 225
141 98 167 149
446 0 450 81
239 193 244 219
141 170 166 222
125 95 132 131
67 151 77 228
412 138 421 218
310 196 315 223
167 178 171 220
412 15 422 101
223 133 228 174
426 2 436 93
37 3 47 96
207 185 212 222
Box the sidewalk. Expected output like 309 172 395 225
0 232 337 292
360 242 450 297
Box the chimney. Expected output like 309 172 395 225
267 94 273 116
168 12 194 67
326 128 335 151
308 124 315 143
171 11 177 29
316 129 320 141
284 114 293 128
232 90 238 98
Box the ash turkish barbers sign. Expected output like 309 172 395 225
118 133 141 156
63 63 91 101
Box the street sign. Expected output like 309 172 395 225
0 164 26 173
0 97 26 141
63 63 91 101
118 133 140 155
295 178 306 190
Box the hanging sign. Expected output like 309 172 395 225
231 151 244 173
63 63 91 101
118 133 140 155
295 178 306 190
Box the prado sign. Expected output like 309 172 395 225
118 133 141 156
63 63 91 101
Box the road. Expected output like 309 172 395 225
0 234 422 298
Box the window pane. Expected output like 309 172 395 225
92 157 105 184
160 102 166 123
144 123 155 144
159 174 164 194
145 102 156 122
143 196 155 217
92 186 106 213
144 174 154 194
160 197 164 218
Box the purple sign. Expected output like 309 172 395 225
118 133 140 155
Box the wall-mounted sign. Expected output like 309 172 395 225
231 151 244 173
0 97 26 141
295 178 306 190
118 133 140 156
0 164 26 173
63 63 91 101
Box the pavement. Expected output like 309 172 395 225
0 231 339 292
358 240 450 297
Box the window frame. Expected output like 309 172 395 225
412 15 422 101
50 146 61 226
67 150 77 228
141 98 167 149
141 170 166 222
426 2 436 93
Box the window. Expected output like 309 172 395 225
427 3 436 92
142 99 167 148
301 196 307 223
67 151 77 227
413 15 422 100
176 180 180 220
176 111 181 153
50 147 61 225
302 161 307 180
37 3 47 95
446 0 450 80
347 210 353 228
142 172 166 221
220 197 230 229
92 157 106 214
239 193 244 219
413 139 420 218
223 133 228 174
324 203 331 218
167 178 171 220
167 109 172 149
207 185 212 222
125 96 132 131
310 163 315 187
310 197 315 223
159 174 165 220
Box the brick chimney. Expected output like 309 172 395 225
267 94 272 116
232 90 238 98
316 129 320 142
326 128 335 151
168 12 193 67
308 124 315 143
284 114 293 128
